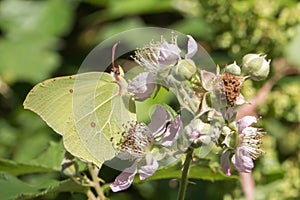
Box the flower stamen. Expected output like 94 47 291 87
240 128 265 160
118 121 154 160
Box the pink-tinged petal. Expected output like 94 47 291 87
158 42 181 67
117 152 131 160
159 115 182 147
128 72 156 101
148 105 171 137
235 94 246 105
110 164 137 192
231 147 254 173
200 70 216 91
185 35 198 59
221 150 232 176
138 154 159 180
237 116 257 134
185 128 201 144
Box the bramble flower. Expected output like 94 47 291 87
200 70 246 107
110 106 182 192
127 72 156 101
220 116 265 175
133 34 197 71
128 35 198 101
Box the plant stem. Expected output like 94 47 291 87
87 189 97 200
177 147 194 200
88 163 106 200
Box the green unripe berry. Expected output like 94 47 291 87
172 59 197 81
61 161 78 177
224 61 241 75
242 53 270 81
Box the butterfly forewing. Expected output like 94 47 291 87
24 72 135 167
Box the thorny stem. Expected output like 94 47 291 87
177 147 194 200
87 189 98 200
88 163 106 200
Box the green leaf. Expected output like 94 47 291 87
0 39 60 83
0 172 88 200
170 17 213 40
107 0 173 17
0 0 76 83
30 141 66 170
91 0 173 23
23 72 135 167
96 18 145 42
46 178 89 195
0 0 75 39
0 172 42 200
0 159 54 176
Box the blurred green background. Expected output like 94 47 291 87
0 0 299 199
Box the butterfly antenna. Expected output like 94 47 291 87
112 42 120 81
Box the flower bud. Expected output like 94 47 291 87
221 126 238 149
242 53 270 81
185 118 211 147
172 59 197 81
221 126 232 136
199 135 211 145
61 161 78 177
224 61 241 75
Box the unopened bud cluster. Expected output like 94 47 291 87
224 53 270 81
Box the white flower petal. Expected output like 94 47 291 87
237 116 257 134
148 105 171 137
138 154 159 180
110 164 137 192
159 115 182 147
231 147 254 173
185 35 198 59
235 94 246 105
128 72 156 101
200 70 216 91
158 42 181 66
221 150 232 176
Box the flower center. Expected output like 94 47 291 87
118 121 154 159
240 127 265 159
221 73 242 105
133 43 161 72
